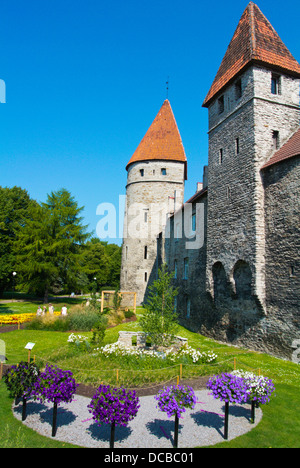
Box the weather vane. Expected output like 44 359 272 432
166 77 169 99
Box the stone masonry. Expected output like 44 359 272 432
120 3 300 360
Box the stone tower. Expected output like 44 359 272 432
120 100 187 305
202 2 300 312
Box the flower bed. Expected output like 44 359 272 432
0 311 61 325
96 341 217 364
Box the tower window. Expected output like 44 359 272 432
144 245 147 260
272 130 280 150
140 169 144 176
191 212 196 232
218 95 224 114
219 148 223 164
235 79 242 100
235 138 240 155
271 74 281 95
144 211 148 222
144 272 148 282
161 168 167 175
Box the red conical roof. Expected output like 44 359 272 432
126 100 187 179
203 2 300 107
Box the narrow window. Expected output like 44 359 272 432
271 74 281 95
235 79 242 100
144 245 147 260
272 130 279 150
144 272 148 282
144 211 148 222
125 246 128 259
161 168 167 175
235 137 240 155
184 257 189 279
219 148 223 164
191 212 196 232
218 95 224 114
140 169 144 176
174 260 177 279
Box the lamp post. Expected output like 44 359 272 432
12 271 17 296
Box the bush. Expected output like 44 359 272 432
25 315 70 332
68 309 99 331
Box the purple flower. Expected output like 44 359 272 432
155 385 197 418
31 364 78 405
206 373 248 404
88 385 140 427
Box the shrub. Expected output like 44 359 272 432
68 309 99 331
25 315 70 331
4 362 40 399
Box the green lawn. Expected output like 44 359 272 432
0 298 84 316
0 314 299 448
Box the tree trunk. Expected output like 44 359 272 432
44 286 49 304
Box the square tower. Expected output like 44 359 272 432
203 2 300 311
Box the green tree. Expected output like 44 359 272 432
81 238 122 291
14 189 89 302
0 186 33 297
140 263 179 348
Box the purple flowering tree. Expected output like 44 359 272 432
206 373 248 439
155 385 196 448
88 384 140 448
4 361 40 421
31 364 78 436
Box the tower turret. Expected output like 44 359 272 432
120 100 187 304
203 2 300 311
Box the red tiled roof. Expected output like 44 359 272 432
261 128 300 169
203 2 300 107
126 100 187 179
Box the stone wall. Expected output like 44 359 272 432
262 156 300 358
118 331 188 350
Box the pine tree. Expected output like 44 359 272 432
140 263 179 348
15 189 89 302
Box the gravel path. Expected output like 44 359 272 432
13 390 262 448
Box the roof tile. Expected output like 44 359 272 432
261 128 300 169
126 100 187 178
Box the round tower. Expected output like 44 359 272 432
120 100 187 305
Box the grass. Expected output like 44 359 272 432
0 306 300 448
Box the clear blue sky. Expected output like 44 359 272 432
1 0 299 244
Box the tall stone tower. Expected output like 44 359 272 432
202 2 300 311
120 100 187 305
